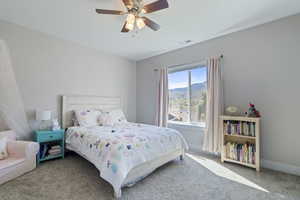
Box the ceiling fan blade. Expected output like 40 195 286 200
95 9 125 15
122 0 134 9
142 17 160 31
143 0 169 14
121 22 130 33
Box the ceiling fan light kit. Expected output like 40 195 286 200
126 13 135 24
125 22 134 31
96 0 169 33
136 17 146 29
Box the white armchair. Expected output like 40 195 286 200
0 130 39 185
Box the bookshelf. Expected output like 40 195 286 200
220 115 260 171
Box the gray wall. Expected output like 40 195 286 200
0 20 136 138
136 14 300 168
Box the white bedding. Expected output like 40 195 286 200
65 122 188 197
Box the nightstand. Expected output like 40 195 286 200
34 129 65 164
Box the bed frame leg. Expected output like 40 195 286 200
180 154 184 161
114 187 122 199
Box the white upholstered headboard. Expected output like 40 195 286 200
61 95 121 129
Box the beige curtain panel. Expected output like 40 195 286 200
203 57 224 153
156 68 169 127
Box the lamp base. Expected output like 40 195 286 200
38 120 50 131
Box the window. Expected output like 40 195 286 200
168 65 207 126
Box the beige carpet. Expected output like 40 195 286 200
0 152 299 200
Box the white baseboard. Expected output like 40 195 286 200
262 159 300 176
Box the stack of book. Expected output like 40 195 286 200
39 144 62 159
224 120 256 136
225 142 256 164
48 145 61 156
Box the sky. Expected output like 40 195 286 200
168 66 207 89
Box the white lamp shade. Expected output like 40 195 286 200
36 110 51 121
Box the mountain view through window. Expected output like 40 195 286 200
168 66 207 126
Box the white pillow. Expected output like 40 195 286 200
72 111 79 126
74 109 102 127
0 137 8 160
99 109 127 126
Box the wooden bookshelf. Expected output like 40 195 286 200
220 115 260 171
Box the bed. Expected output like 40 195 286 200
62 95 188 198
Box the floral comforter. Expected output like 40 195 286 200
65 122 188 196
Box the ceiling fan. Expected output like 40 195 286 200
95 0 169 32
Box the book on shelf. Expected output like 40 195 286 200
225 142 256 165
48 149 61 155
50 145 61 150
48 145 62 155
224 120 256 137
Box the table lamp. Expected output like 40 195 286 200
36 110 51 130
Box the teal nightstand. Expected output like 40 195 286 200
34 129 65 164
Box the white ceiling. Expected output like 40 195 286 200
0 0 300 61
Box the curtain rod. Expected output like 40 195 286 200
153 54 223 71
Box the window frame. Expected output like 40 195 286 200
167 61 207 128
